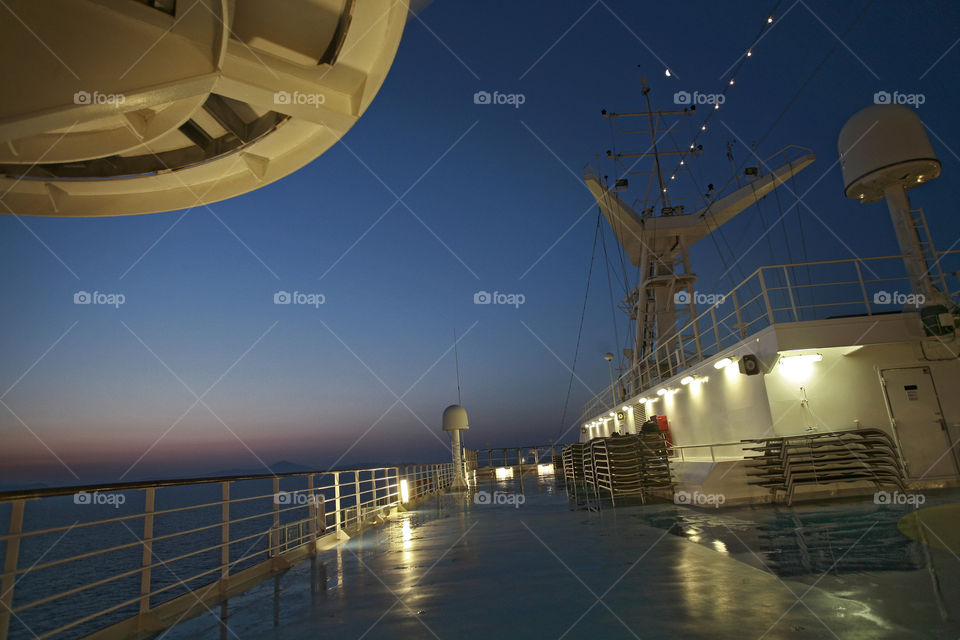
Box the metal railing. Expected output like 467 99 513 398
668 442 747 463
0 464 453 640
580 252 960 423
472 446 562 470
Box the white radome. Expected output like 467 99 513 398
839 104 941 203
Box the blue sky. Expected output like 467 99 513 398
2 1 959 484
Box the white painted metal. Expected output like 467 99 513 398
881 367 959 478
0 0 409 216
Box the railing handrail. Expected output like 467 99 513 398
0 465 435 502
0 463 456 640
580 250 960 420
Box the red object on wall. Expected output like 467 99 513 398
656 414 673 446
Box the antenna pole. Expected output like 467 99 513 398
453 328 462 405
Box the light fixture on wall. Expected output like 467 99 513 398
713 357 736 369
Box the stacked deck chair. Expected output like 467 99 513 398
561 443 586 501
743 428 906 505
585 433 674 507
552 454 564 484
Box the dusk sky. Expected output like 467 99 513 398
2 1 959 485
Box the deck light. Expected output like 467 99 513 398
714 357 734 369
622 405 630 412
680 376 694 385
780 354 822 365
400 479 410 503
657 388 667 396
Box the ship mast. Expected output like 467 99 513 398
588 80 815 399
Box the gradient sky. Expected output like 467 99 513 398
2 1 960 485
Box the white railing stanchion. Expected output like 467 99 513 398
271 477 280 558
854 260 871 315
333 472 341 532
783 266 799 322
307 474 317 542
220 482 229 588
0 499 25 640
354 472 361 527
139 488 155 617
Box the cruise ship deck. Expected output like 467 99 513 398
165 473 960 639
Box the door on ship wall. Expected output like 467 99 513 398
880 367 959 479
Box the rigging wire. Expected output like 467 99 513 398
453 327 462 405
557 211 603 442
600 224 623 362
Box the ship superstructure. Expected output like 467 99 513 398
579 92 960 503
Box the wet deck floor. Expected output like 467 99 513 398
165 474 960 639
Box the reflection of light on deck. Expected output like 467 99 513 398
711 540 728 554
401 518 412 551
537 463 554 474
495 467 514 479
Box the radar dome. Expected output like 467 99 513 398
442 405 469 432
839 104 940 203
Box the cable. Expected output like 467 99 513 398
557 212 603 442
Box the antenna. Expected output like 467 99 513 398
453 328 462 405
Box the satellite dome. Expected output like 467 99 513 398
442 405 469 432
839 104 940 203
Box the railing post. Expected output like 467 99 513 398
333 472 342 532
139 488 155 616
757 269 774 325
0 500 25 640
220 482 229 588
854 260 871 315
307 474 317 542
272 477 280 557
783 266 799 321
354 472 361 527
731 290 746 338
710 306 721 352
